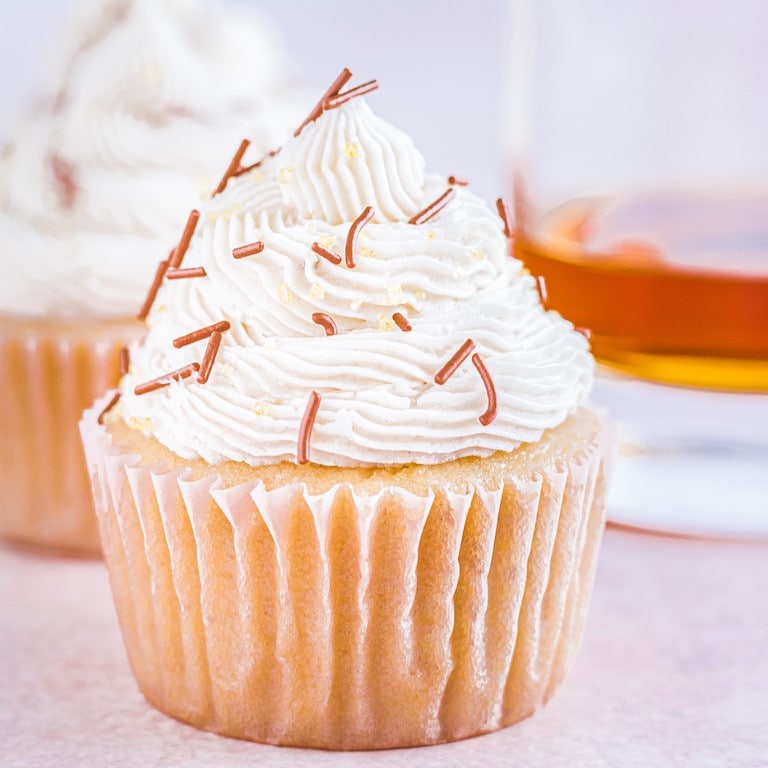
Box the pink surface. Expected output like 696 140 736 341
1 529 766 767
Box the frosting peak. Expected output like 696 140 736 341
115 84 594 468
279 100 425 225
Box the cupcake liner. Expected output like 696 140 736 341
0 314 143 554
81 397 611 749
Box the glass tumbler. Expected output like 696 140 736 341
506 0 768 537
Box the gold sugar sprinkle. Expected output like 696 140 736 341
278 283 294 304
344 142 358 158
382 282 404 306
310 283 326 300
471 248 485 260
220 202 244 222
378 315 394 331
278 167 294 184
416 290 426 301
319 234 336 249
253 400 271 417
360 246 375 259
127 416 153 431
426 230 436 239
350 298 363 311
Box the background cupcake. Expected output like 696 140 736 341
0 0 304 554
82 71 612 748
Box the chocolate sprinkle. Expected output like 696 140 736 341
323 80 380 110
472 353 498 426
119 347 130 377
495 198 513 239
232 241 265 259
173 321 230 349
50 154 78 209
392 312 412 332
447 176 468 186
311 242 342 265
312 312 338 336
345 206 375 268
234 148 281 178
197 331 223 384
137 259 170 321
166 266 207 280
97 392 121 425
434 338 476 385
213 139 250 196
169 210 200 268
409 188 455 225
297 390 321 465
134 362 200 395
294 68 353 137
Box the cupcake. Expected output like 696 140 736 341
0 0 304 554
81 69 612 749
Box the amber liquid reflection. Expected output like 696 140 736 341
515 191 768 391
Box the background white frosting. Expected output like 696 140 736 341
0 0 304 318
117 97 594 467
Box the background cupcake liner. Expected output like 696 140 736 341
0 315 143 555
81 398 611 750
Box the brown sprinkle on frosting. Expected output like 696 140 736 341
137 259 170 320
472 353 498 426
169 210 200 268
294 68 353 137
97 392 121 425
312 312 338 336
297 390 322 465
345 206 375 268
119 347 130 376
233 241 265 259
409 188 455 225
234 147 281 178
536 275 548 307
311 242 342 265
197 331 223 385
135 362 200 395
166 266 207 280
496 197 513 239
447 175 468 186
392 312 412 332
323 80 380 110
214 139 250 196
173 320 230 349
50 154 78 208
434 338 476 385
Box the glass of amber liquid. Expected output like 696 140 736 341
508 0 768 537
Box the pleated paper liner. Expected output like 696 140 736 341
81 398 612 749
0 314 143 555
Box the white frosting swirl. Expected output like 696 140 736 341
0 0 304 318
117 97 594 467
280 101 425 224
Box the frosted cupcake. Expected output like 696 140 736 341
0 0 303 554
81 69 612 748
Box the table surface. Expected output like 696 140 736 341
1 528 767 768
